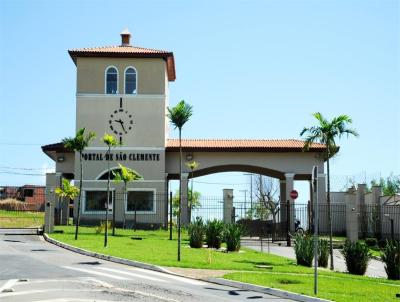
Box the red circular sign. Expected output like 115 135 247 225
290 190 298 200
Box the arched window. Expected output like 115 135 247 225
125 67 137 94
97 168 121 180
105 66 118 94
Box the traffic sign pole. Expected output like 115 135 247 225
312 166 318 295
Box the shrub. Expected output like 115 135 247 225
95 221 112 234
205 219 224 249
341 240 372 275
294 234 314 267
365 238 378 247
378 239 387 249
224 223 242 252
318 239 329 268
381 240 400 280
188 217 205 248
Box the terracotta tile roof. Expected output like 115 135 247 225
68 45 176 81
166 139 326 152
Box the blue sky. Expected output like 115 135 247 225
0 0 399 201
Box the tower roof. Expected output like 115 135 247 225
68 32 176 81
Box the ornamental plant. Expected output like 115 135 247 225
188 217 205 248
205 219 224 249
381 240 400 280
341 240 372 275
224 223 242 252
318 239 329 268
294 234 314 267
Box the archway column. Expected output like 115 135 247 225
181 173 189 227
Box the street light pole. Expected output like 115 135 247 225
244 173 253 218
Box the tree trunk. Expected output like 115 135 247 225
327 151 334 270
104 146 110 247
74 152 83 240
178 128 182 261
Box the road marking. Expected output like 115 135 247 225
0 289 105 298
0 279 17 293
62 266 129 280
97 267 167 283
133 268 206 285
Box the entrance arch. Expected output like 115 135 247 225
165 139 328 226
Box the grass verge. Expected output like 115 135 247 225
0 210 44 228
50 226 400 302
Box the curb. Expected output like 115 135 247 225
205 278 332 302
43 234 332 302
43 233 170 274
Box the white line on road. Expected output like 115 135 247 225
0 289 105 299
0 279 18 293
62 266 129 280
97 267 167 283
132 268 206 286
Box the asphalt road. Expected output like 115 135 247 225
0 234 294 302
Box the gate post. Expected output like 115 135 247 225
286 200 291 247
45 173 59 233
223 189 234 224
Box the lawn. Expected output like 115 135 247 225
0 210 44 228
50 226 400 302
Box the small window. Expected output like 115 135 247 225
127 191 154 212
106 67 118 94
125 67 137 94
23 189 34 197
85 191 113 212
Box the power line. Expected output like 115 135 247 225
0 166 48 171
0 171 45 176
193 180 246 186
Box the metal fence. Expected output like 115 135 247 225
358 204 400 240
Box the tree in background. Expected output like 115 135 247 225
301 112 358 270
251 175 280 228
186 160 199 223
102 133 119 247
371 174 400 197
113 163 142 230
172 189 201 218
62 128 96 240
167 100 193 262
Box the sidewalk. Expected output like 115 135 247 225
241 239 387 278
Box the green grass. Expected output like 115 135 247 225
51 226 309 272
50 226 400 302
0 210 44 228
224 272 400 302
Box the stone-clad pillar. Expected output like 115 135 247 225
45 172 61 233
223 189 234 224
284 173 295 231
180 173 189 227
345 188 358 242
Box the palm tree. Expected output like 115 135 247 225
55 179 80 225
301 112 358 270
62 128 96 240
167 100 193 261
102 133 118 247
113 163 142 230
185 160 199 223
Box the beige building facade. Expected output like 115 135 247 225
42 30 328 229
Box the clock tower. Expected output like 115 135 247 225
66 30 175 226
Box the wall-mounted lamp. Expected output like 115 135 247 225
57 156 65 163
186 154 193 161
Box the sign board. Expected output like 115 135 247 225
290 190 298 200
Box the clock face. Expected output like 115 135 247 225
108 108 134 137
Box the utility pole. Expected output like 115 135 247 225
243 173 253 218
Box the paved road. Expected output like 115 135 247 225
242 239 387 278
0 234 294 302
